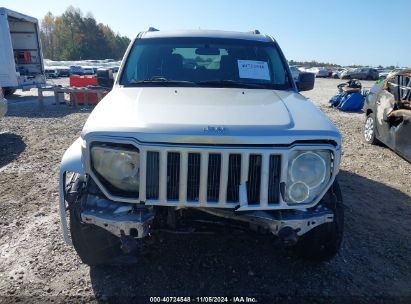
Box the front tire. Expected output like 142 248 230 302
70 194 123 266
293 181 344 262
364 112 378 144
2 88 16 96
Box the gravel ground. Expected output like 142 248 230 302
0 78 410 303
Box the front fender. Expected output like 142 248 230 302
59 137 85 245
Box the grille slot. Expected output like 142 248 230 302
247 154 262 204
268 155 281 204
146 151 159 199
226 154 241 202
167 152 180 200
187 153 201 201
207 154 221 202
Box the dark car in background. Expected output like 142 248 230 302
341 67 379 80
44 68 59 78
363 69 411 162
57 67 70 77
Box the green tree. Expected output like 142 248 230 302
288 60 340 68
40 12 56 59
40 6 130 60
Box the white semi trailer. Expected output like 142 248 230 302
0 7 45 96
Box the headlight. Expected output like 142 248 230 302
285 150 332 204
91 145 140 193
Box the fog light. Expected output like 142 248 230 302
288 181 309 203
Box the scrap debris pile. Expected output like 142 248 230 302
329 79 366 112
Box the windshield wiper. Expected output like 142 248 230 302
196 80 269 89
126 78 271 89
127 77 197 86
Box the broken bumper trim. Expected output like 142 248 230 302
81 195 154 239
79 194 333 241
197 207 334 237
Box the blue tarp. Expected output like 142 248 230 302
329 92 365 112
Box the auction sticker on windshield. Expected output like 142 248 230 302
237 60 270 80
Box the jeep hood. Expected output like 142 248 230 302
82 87 341 146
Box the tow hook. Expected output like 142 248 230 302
278 226 299 246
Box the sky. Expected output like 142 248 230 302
2 0 410 67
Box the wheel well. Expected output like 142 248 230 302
366 109 373 116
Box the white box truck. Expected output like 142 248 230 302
0 7 45 96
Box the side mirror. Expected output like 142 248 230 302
96 68 114 89
297 72 315 91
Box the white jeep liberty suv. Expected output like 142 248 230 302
59 29 343 265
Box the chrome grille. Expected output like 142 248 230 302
142 149 281 209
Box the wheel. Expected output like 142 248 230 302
364 112 378 144
293 181 344 262
70 193 123 266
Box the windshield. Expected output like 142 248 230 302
120 37 291 90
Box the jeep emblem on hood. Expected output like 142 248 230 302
203 126 227 134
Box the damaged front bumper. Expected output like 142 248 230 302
81 195 154 239
74 193 334 245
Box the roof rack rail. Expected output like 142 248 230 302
148 27 159 32
249 29 260 35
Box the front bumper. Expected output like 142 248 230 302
77 193 334 242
